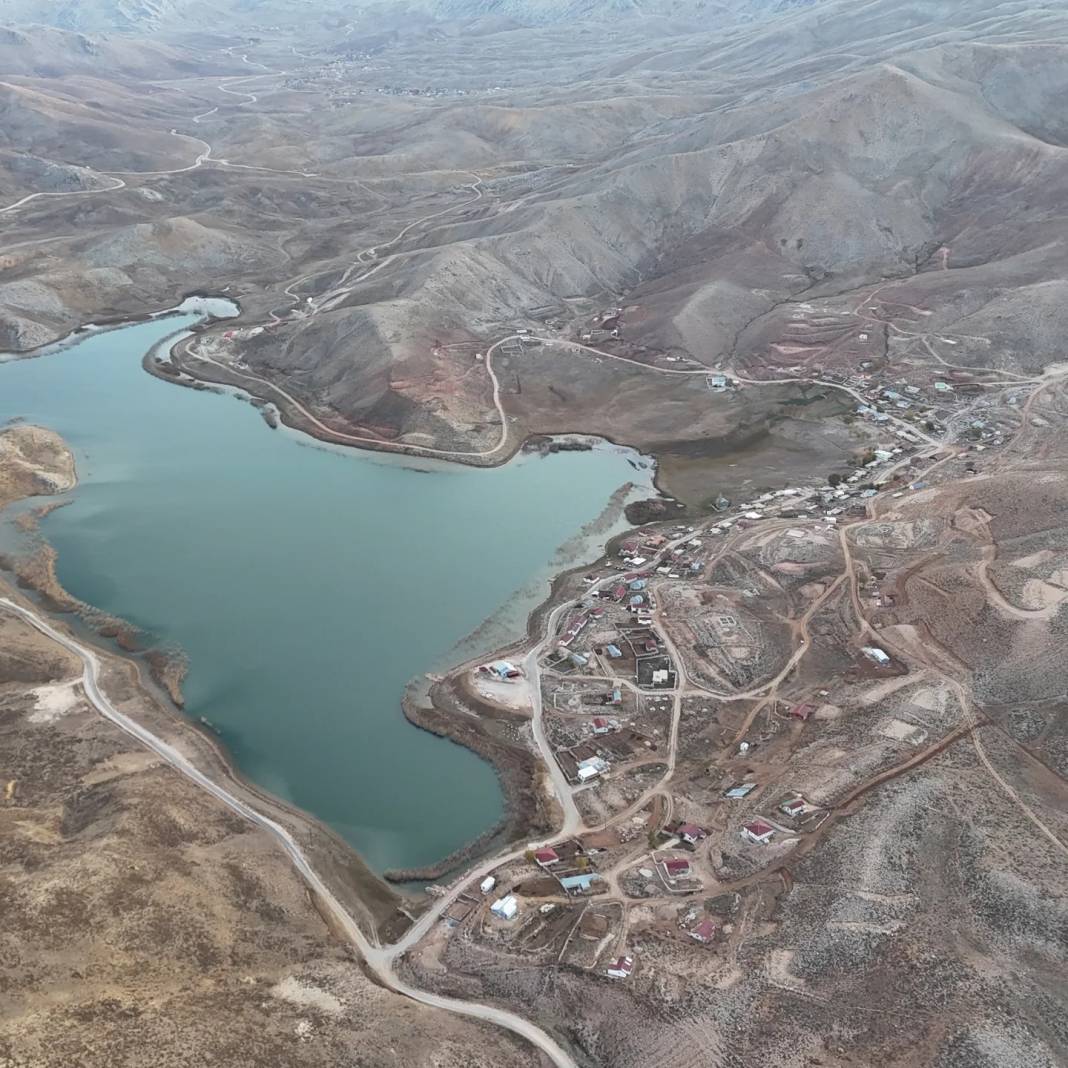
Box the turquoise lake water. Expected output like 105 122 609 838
0 311 650 871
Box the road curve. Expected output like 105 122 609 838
0 596 578 1068
0 174 127 217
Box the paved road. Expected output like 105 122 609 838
0 596 578 1068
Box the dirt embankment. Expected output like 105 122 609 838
0 423 76 509
396 672 557 884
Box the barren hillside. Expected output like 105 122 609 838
2 0 1067 482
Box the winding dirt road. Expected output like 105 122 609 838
0 596 578 1068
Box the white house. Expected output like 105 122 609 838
740 820 776 845
862 646 891 666
577 756 608 777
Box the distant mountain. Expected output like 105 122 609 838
1 0 816 34
429 0 814 23
0 0 176 33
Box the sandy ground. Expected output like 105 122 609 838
473 673 533 712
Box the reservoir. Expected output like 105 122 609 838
0 309 653 872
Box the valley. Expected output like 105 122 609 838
2 1 1068 1066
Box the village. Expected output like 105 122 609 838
194 233 1059 1014
427 417 996 986
555 296 1019 460
404 260 1058 995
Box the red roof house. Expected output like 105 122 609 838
533 848 560 866
689 919 717 944
741 820 776 845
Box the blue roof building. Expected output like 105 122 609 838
559 873 600 893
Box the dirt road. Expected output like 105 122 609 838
0 596 578 1068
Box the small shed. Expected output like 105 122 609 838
724 783 757 800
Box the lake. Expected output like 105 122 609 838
0 307 653 871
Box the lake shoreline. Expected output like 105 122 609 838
0 290 242 362
0 560 417 939
0 433 417 943
5 290 680 501
1 301 663 916
388 514 658 884
0 453 632 908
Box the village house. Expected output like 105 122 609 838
534 847 560 867
689 919 717 944
663 857 691 878
677 823 708 845
740 820 776 845
560 873 600 894
480 660 520 680
607 956 634 980
560 611 591 647
577 755 609 782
